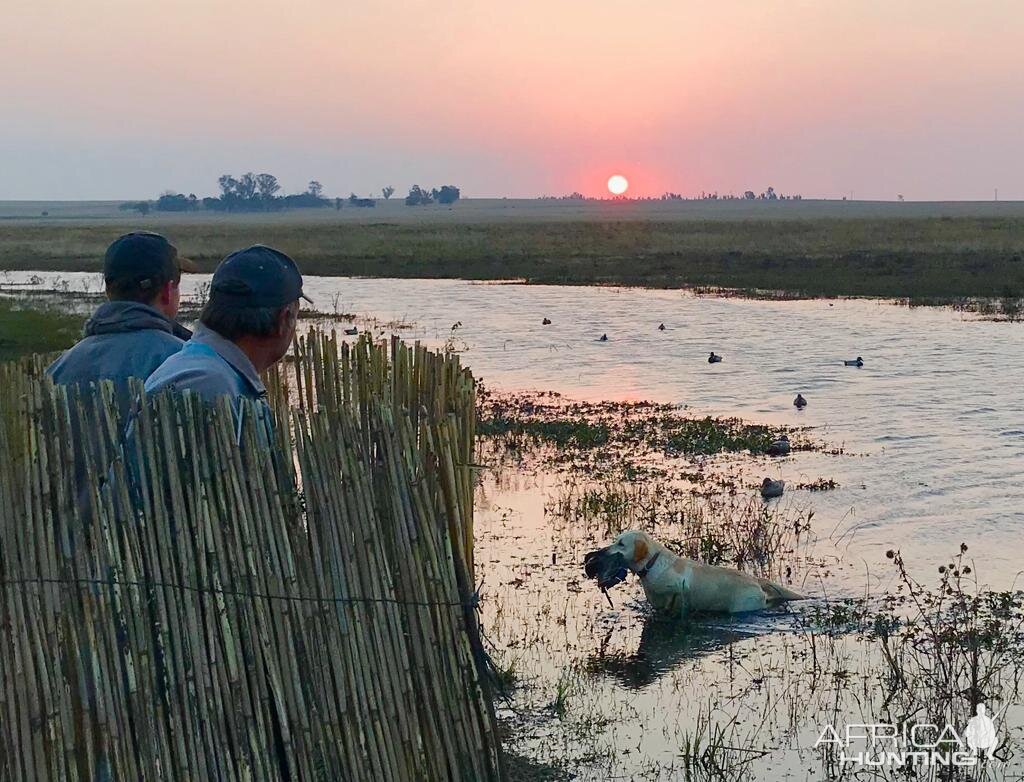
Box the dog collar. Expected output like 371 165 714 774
637 551 661 580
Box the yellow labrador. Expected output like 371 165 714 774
584 530 805 616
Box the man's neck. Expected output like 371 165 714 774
231 336 276 373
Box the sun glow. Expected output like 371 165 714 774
607 174 629 196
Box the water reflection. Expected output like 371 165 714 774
585 611 785 690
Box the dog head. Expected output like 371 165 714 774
583 530 657 589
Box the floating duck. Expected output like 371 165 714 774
599 334 608 342
344 326 358 336
766 435 791 457
708 352 723 363
542 317 552 325
843 356 864 367
793 394 807 408
761 478 785 499
658 323 666 331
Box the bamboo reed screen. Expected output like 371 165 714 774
0 334 501 781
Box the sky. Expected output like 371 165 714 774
3 0 1023 201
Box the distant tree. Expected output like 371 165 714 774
432 185 460 205
335 197 343 210
382 185 395 200
766 186 778 201
256 173 280 201
307 180 324 199
218 174 238 197
743 190 756 200
156 192 196 212
236 173 257 200
282 190 329 208
349 192 359 205
405 185 433 206
120 201 151 215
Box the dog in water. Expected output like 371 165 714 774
584 530 805 616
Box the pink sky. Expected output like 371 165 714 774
3 0 1023 200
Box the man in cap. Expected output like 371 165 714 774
47 231 196 416
144 245 309 406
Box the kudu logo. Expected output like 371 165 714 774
816 702 1004 768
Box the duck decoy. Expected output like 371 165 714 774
344 326 358 336
793 394 807 408
658 323 666 331
766 435 791 457
760 478 785 499
542 318 552 325
708 352 722 363
843 356 864 367
599 334 608 342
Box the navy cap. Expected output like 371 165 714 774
104 232 197 289
209 245 312 308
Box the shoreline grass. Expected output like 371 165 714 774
2 214 1024 306
0 298 84 361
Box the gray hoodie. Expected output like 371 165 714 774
47 301 190 417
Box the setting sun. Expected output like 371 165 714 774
607 174 629 196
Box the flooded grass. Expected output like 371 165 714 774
795 477 840 491
475 387 1024 778
0 296 84 360
6 266 1024 776
483 518 1024 777
478 389 819 470
546 481 814 576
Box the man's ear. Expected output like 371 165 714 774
156 279 177 306
276 303 297 335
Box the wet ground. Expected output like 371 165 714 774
6 271 1024 779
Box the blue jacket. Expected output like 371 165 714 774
144 324 267 402
145 324 274 444
47 301 189 417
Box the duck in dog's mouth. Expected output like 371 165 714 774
583 547 629 590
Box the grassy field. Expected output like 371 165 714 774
2 199 1024 304
0 298 85 361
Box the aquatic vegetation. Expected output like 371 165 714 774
477 389 815 470
794 545 1024 760
0 297 85 360
481 414 612 450
795 477 840 491
870 546 1024 730
547 480 813 574
644 415 779 456
680 704 767 782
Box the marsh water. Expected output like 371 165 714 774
6 271 1024 778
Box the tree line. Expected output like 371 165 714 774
542 186 802 202
120 175 460 214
